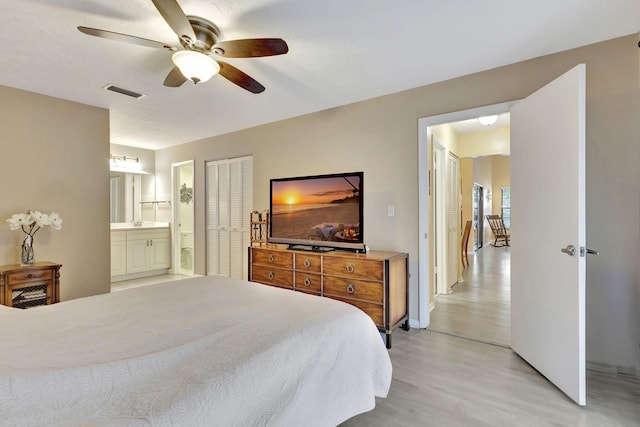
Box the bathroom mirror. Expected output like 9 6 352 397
110 172 155 223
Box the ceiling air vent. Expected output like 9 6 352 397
103 84 145 99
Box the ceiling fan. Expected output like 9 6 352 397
78 0 288 93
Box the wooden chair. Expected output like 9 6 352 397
486 215 510 247
461 220 472 268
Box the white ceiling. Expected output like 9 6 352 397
1 1 638 150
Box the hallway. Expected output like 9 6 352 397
342 244 640 426
429 246 511 347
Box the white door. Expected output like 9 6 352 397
433 142 448 294
206 156 253 279
510 64 586 405
447 153 460 285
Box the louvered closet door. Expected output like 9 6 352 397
206 156 253 279
447 153 460 286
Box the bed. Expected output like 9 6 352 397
0 276 392 426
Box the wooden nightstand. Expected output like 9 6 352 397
0 262 61 309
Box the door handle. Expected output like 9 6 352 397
580 247 599 257
561 245 576 256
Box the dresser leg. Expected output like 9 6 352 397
385 331 392 349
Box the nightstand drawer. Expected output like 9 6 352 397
251 264 294 289
295 272 322 293
294 253 322 273
6 268 53 285
251 248 293 269
323 276 383 304
322 257 383 281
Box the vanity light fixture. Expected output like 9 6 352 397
110 155 144 173
478 115 499 126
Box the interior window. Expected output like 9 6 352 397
501 187 511 229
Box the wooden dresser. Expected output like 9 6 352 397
0 262 61 309
249 245 409 348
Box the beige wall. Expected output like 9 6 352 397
431 123 461 155
491 156 511 216
0 85 111 300
460 158 474 248
458 127 510 157
154 34 640 374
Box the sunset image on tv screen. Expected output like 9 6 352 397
271 175 361 242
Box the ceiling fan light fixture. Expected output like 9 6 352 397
478 115 499 126
171 50 220 84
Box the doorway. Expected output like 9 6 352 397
419 66 587 406
172 160 195 276
429 121 511 347
417 101 516 328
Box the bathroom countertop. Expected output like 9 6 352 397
110 222 170 231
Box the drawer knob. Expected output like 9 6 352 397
303 277 311 287
27 273 33 279
268 254 275 263
268 271 275 280
303 258 311 267
346 284 355 294
346 263 355 273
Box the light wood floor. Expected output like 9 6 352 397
429 245 511 347
342 247 640 426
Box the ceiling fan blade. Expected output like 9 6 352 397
78 26 176 51
163 66 188 87
213 38 288 58
151 0 197 44
218 61 265 94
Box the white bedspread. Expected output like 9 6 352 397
0 276 391 426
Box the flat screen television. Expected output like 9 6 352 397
269 172 365 252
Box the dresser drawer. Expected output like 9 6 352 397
295 272 322 293
6 268 53 285
328 296 384 327
323 257 383 281
294 253 322 273
251 264 294 289
323 275 383 304
251 248 293 269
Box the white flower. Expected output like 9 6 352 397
49 212 63 230
6 210 63 234
6 213 32 231
30 210 51 227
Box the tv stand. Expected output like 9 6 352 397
287 244 368 254
249 244 409 348
287 244 335 253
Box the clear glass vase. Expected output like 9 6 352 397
21 234 35 265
